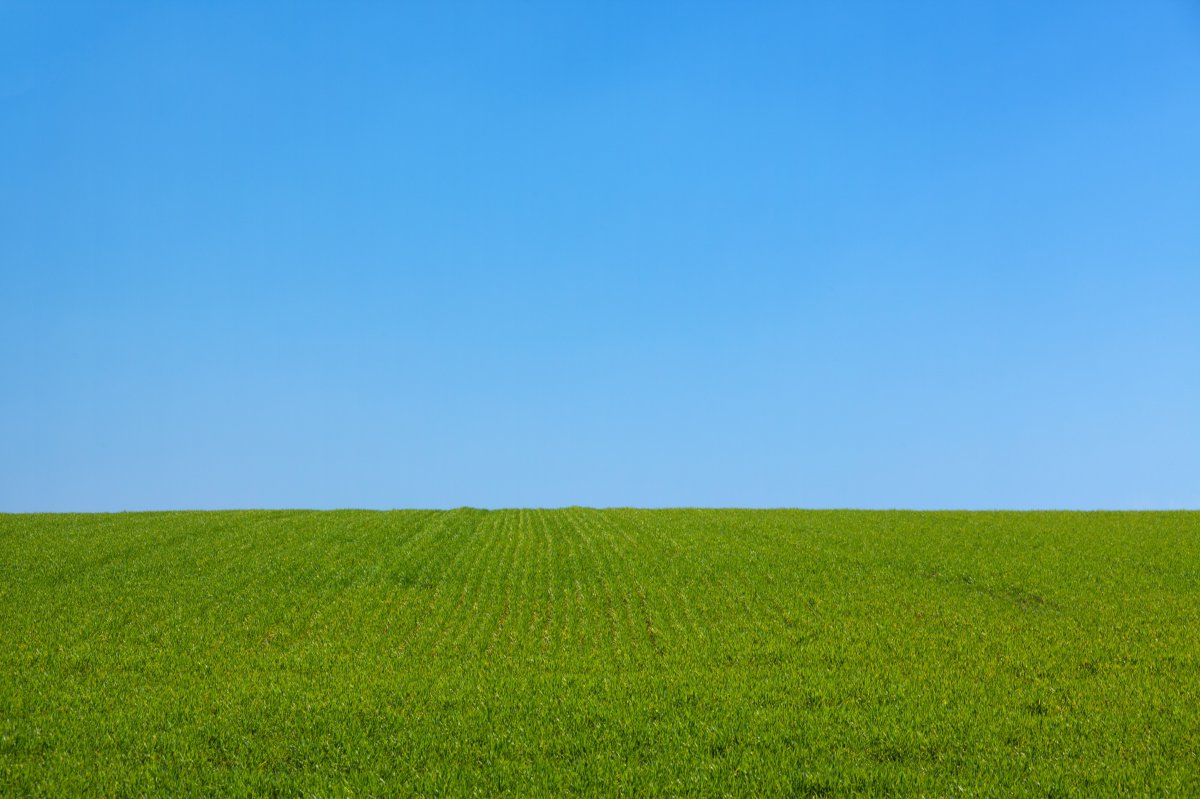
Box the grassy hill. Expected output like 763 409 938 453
1 509 1197 796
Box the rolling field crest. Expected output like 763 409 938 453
1 509 1197 796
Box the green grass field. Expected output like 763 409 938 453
1 509 1197 797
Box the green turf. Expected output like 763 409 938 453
1 509 1197 797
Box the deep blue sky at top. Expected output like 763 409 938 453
2 2 1198 511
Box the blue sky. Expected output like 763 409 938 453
2 1 1198 511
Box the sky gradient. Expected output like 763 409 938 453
2 1 1198 511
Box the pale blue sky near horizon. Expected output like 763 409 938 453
2 1 1198 511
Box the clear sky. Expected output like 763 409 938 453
2 2 1198 511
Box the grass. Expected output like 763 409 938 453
1 508 1197 797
